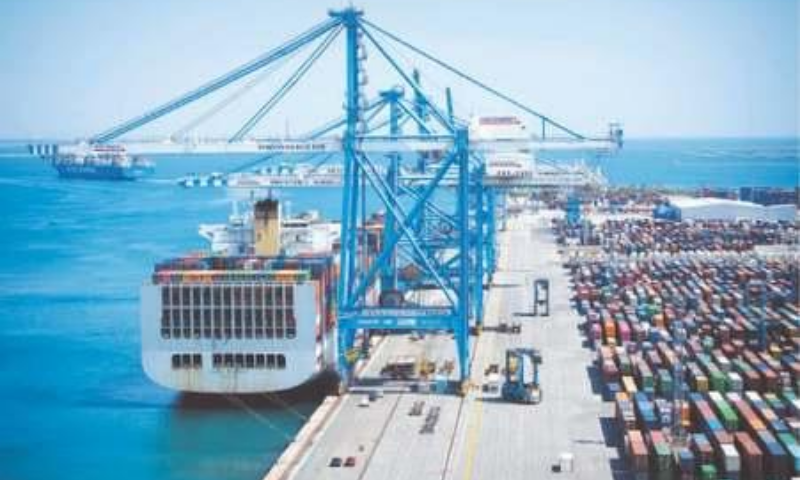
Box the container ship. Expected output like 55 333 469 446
140 199 378 394
30 144 154 180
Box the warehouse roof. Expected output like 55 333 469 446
668 196 756 209
667 196 796 222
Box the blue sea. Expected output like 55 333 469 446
543 137 799 188
0 138 797 480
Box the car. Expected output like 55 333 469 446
329 457 343 468
344 456 357 467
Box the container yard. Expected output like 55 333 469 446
566 216 800 480
554 218 799 253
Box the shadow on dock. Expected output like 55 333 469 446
585 364 604 397
599 415 632 479
579 319 631 479
488 282 522 289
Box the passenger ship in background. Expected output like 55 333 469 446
140 199 378 394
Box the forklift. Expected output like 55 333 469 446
501 348 543 404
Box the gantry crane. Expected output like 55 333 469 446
31 7 620 391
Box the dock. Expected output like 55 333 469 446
265 210 620 480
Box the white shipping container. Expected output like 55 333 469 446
727 372 744 393
720 444 741 473
714 352 732 373
558 452 574 473
726 392 743 404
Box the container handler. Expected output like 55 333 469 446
502 348 543 404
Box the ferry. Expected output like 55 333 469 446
177 163 346 189
31 144 154 181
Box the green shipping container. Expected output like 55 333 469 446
699 464 717 480
658 369 673 396
653 443 672 472
709 371 727 392
641 372 655 391
619 355 633 376
716 403 738 431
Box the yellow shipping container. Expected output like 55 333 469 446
622 376 638 394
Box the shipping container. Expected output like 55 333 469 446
735 431 764 479
675 447 696 480
626 430 649 475
647 430 673 478
755 430 791 480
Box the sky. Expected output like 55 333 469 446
0 0 797 140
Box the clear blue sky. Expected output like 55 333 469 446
0 0 797 139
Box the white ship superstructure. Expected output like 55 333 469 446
471 115 607 188
198 204 340 257
175 116 607 190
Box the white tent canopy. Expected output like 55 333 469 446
668 196 797 222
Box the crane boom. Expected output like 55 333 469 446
50 135 618 158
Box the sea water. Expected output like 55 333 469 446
0 157 341 480
544 137 799 188
0 138 797 480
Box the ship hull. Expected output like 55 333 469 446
53 164 153 181
141 352 331 394
140 279 337 394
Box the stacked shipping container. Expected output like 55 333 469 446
570 252 798 479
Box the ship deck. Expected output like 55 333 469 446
266 211 622 480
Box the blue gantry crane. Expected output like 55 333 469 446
31 7 620 391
